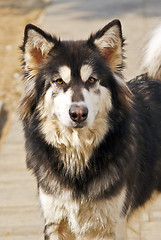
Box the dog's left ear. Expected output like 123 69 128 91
88 19 124 73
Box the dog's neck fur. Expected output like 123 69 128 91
38 101 109 173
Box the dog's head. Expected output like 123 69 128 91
20 20 131 131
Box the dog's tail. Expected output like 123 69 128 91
141 24 161 80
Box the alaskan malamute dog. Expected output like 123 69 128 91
20 20 161 239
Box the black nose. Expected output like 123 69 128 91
69 105 88 123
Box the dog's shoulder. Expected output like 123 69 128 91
128 73 161 97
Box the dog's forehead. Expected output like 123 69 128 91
80 64 93 82
58 64 94 83
47 41 97 85
58 66 71 84
58 40 94 70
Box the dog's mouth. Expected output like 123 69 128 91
72 122 87 129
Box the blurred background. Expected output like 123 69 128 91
0 0 52 142
0 0 160 127
0 1 161 239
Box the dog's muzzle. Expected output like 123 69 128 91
69 104 88 125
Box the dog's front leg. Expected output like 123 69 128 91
44 222 61 240
44 220 75 240
39 187 73 240
44 220 76 240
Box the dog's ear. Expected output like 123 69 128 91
20 25 57 120
21 24 56 77
88 20 124 74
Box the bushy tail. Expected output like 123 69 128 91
142 24 161 80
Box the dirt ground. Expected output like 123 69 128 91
0 4 42 112
0 1 49 143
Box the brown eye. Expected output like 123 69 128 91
56 78 64 85
88 77 97 84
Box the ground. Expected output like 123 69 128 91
0 5 39 109
0 1 47 144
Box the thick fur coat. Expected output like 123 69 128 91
20 20 161 240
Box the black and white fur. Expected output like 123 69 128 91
20 20 161 240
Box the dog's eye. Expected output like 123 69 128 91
56 78 64 85
87 77 97 84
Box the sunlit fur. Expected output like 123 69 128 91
141 24 161 80
39 186 127 240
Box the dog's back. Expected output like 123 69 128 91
126 25 161 211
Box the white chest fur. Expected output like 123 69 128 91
39 187 127 239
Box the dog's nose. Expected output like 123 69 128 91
69 105 88 123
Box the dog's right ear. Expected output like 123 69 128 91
21 24 56 78
20 25 57 121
